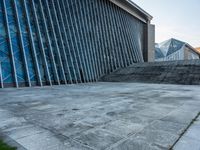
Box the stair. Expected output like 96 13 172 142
100 60 200 85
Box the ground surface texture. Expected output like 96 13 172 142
0 82 200 150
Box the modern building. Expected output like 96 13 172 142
155 38 200 62
0 0 154 88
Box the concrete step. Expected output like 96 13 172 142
100 60 200 85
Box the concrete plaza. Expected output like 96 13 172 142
0 82 200 150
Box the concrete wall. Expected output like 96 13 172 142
147 24 155 62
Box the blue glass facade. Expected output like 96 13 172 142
0 0 147 88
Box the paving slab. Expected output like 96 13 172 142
74 129 122 150
173 115 200 150
110 138 162 150
0 82 200 150
131 128 179 149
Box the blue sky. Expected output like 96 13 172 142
132 0 200 47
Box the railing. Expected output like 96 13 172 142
0 62 3 88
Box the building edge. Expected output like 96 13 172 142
109 0 155 62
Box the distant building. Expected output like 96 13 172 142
155 38 200 61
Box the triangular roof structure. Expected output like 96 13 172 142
155 38 200 59
167 39 185 56
155 44 164 59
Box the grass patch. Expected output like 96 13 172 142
0 139 16 150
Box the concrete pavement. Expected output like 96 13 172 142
0 82 200 150
173 115 200 150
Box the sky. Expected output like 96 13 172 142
132 0 200 47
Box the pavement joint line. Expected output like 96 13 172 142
105 118 161 150
170 111 200 150
105 129 143 150
56 132 97 150
21 118 97 150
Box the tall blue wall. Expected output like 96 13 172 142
0 0 146 88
